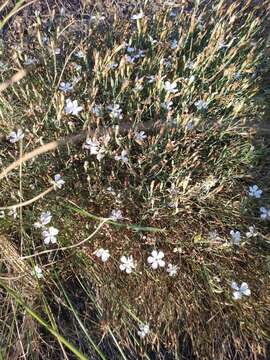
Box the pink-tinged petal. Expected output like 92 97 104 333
120 256 127 263
151 250 158 258
157 251 164 259
158 259 165 267
147 256 154 264
231 281 239 291
151 261 158 269
44 237 50 245
119 264 125 271
126 267 132 274
51 237 57 244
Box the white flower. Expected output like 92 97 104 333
75 50 84 58
161 100 173 111
246 226 257 238
55 48 61 55
92 104 103 117
248 185 262 198
195 100 208 110
31 265 43 279
131 12 144 20
42 226 59 245
59 82 73 93
24 57 38 65
125 55 136 64
53 174 65 189
64 99 83 116
146 75 155 83
34 211 52 229
94 248 110 262
230 230 241 245
164 81 178 93
8 208 17 219
109 62 118 69
135 131 147 142
0 210 5 218
171 39 178 49
7 129 24 143
110 210 123 221
260 207 270 220
166 263 178 276
84 138 100 154
137 323 150 338
127 46 136 53
147 250 165 269
231 281 251 300
119 255 136 273
115 150 128 164
107 104 123 119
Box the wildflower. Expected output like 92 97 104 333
166 263 178 276
55 48 61 55
231 281 251 300
173 247 183 254
107 104 123 119
31 265 43 279
24 57 38 65
7 129 24 143
146 75 155 83
131 12 144 20
260 207 270 220
119 255 136 273
135 131 147 142
109 62 118 69
115 150 128 164
84 138 100 155
246 226 257 238
195 100 208 110
127 46 136 53
34 211 52 228
248 185 262 198
230 230 241 245
64 99 83 116
8 208 17 219
161 100 173 111
59 82 73 93
147 250 165 269
125 55 136 64
137 323 150 338
75 50 84 58
53 174 65 189
0 210 5 218
42 226 59 245
92 105 103 117
171 39 178 49
110 210 123 221
164 81 178 94
94 248 110 262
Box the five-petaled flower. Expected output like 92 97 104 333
107 104 123 119
147 250 165 269
166 263 178 276
248 185 262 198
7 129 24 143
260 207 270 220
230 230 241 245
42 226 59 245
115 150 128 164
64 99 83 115
137 323 150 338
131 12 144 20
135 131 147 143
110 210 123 221
164 81 178 93
246 226 257 238
119 255 136 273
53 174 65 189
59 82 73 93
231 281 251 300
31 265 43 279
34 211 52 228
94 248 110 262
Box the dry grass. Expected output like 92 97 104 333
0 0 270 359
